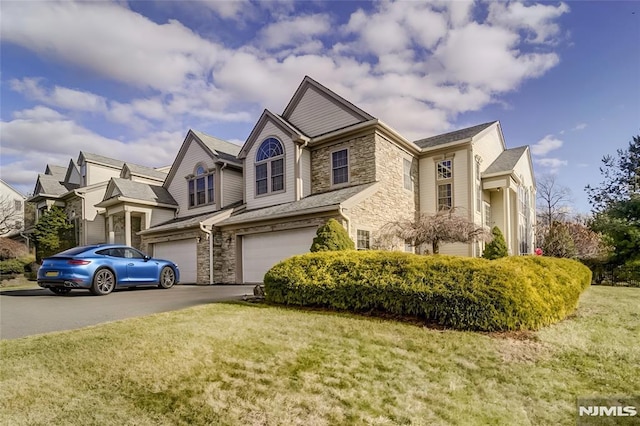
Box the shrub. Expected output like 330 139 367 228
0 255 35 280
483 227 508 259
0 238 28 260
264 251 591 331
310 219 354 252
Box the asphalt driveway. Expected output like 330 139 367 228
0 284 255 340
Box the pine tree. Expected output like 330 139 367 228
482 226 508 259
310 219 354 252
32 206 74 261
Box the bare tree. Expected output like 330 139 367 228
536 174 573 229
382 209 488 254
0 195 23 235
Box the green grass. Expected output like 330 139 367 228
1 286 638 425
0 275 37 291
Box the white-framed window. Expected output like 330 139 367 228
437 159 452 180
255 137 285 196
332 148 349 186
437 183 452 210
188 164 215 208
403 158 413 191
357 229 370 250
13 200 22 211
484 202 491 227
404 239 413 253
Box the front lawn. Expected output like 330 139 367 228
1 286 638 425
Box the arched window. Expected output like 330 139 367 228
188 163 215 208
255 138 284 195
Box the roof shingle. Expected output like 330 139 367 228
483 146 529 175
414 121 497 149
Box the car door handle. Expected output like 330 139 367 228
127 263 134 266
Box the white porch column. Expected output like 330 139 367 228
503 188 512 255
124 209 132 247
108 215 115 244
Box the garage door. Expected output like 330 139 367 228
242 227 317 283
153 240 197 284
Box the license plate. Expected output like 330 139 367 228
45 271 59 277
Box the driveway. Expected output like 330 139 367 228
0 284 256 340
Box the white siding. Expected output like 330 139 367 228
166 138 216 218
472 128 505 173
245 121 296 210
86 163 121 186
418 148 468 214
222 168 243 207
150 209 175 227
287 86 363 137
439 242 471 256
301 148 311 197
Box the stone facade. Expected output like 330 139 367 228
348 132 419 249
310 132 376 194
63 196 83 245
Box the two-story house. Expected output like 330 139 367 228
29 152 170 248
0 179 27 238
137 130 244 284
209 76 535 283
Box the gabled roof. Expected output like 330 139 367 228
122 163 168 181
218 182 380 227
78 152 125 168
44 164 67 181
282 76 374 123
163 130 243 189
32 174 68 197
63 159 80 184
100 178 177 206
414 121 497 149
483 146 529 176
238 109 308 159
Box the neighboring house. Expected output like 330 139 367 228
137 129 244 284
212 76 536 283
28 152 170 250
0 179 27 238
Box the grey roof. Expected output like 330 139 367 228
218 182 377 226
80 152 125 168
483 146 529 175
139 204 240 234
107 178 177 205
414 121 497 149
193 130 242 157
124 163 168 181
35 174 68 196
45 165 67 180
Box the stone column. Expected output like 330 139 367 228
503 188 511 255
108 215 115 244
124 209 132 247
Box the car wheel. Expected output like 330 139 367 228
158 266 175 289
49 287 71 295
91 268 115 295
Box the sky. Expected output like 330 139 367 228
1 0 638 214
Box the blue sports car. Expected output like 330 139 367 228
37 245 180 296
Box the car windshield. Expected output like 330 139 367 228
54 246 94 256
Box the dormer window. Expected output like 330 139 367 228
188 164 214 208
255 138 285 196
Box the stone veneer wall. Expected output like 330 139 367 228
347 132 419 249
63 197 83 245
215 214 344 284
310 132 376 194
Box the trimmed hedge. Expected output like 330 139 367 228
264 251 592 331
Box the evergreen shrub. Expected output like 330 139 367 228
264 251 591 331
310 219 355 252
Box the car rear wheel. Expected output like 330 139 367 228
91 269 115 295
158 267 175 289
49 287 71 295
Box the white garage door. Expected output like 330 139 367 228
153 240 197 284
242 227 317 283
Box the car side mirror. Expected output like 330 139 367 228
143 255 150 262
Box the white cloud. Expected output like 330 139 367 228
12 106 65 121
573 122 587 131
260 14 331 50
1 1 222 91
200 0 251 20
531 135 563 156
487 2 569 44
11 78 108 113
535 158 568 168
